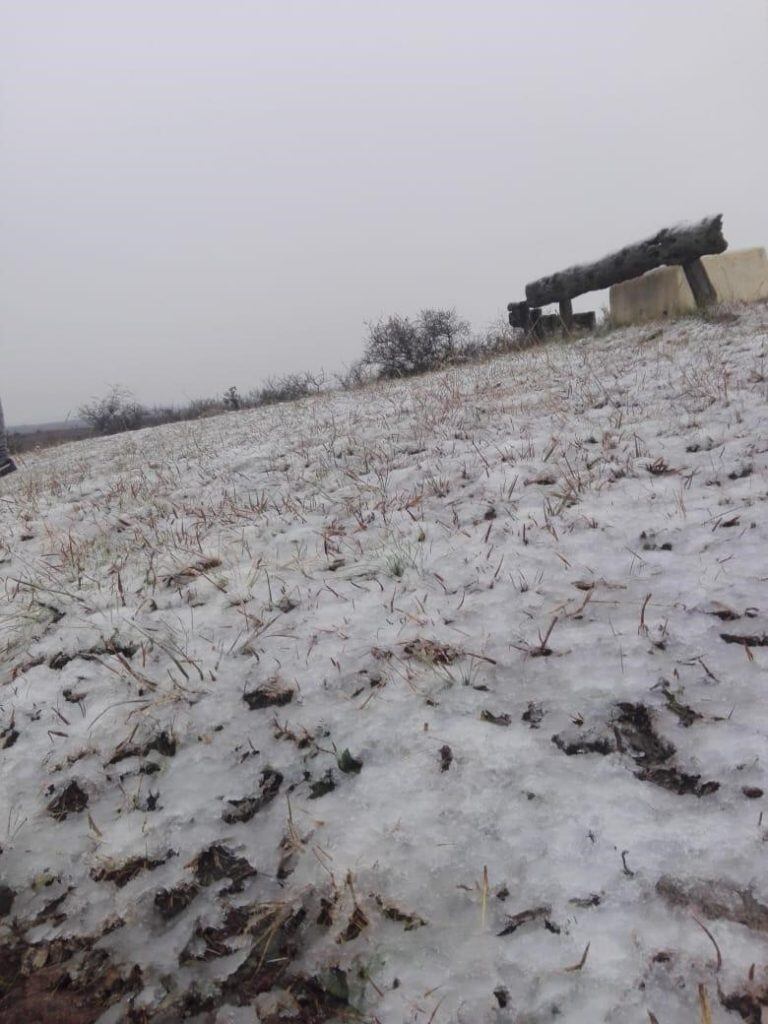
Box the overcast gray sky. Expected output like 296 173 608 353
2 0 767 424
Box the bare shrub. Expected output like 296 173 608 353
79 387 147 436
257 372 324 406
363 309 470 378
223 386 242 411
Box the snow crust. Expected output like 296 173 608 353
2 307 768 1022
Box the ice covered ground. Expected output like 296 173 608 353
1 307 768 1024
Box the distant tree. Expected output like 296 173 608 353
362 309 470 378
223 385 241 411
79 386 146 436
416 308 470 361
258 373 314 405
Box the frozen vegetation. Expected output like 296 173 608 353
1 307 768 1023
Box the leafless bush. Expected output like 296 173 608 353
256 371 325 406
223 386 242 411
79 387 147 436
335 359 372 391
363 309 470 379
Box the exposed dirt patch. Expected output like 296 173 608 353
403 638 461 664
481 709 511 727
0 934 141 1024
193 844 257 892
220 903 308 1002
107 731 177 766
721 633 768 647
657 876 768 933
154 882 199 921
0 887 15 919
179 904 252 964
718 982 768 1023
308 770 336 800
372 894 427 930
49 639 138 671
0 725 18 750
498 904 552 937
47 781 89 820
522 702 544 729
639 767 719 797
162 557 222 588
243 683 295 710
613 703 675 765
552 730 614 756
91 850 175 888
223 768 284 823
553 703 719 796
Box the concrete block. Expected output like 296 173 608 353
609 247 768 326
610 265 696 326
702 247 768 304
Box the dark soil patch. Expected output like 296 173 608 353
308 770 336 800
522 702 544 729
223 769 284 824
243 685 294 710
657 876 768 933
639 767 719 797
193 844 257 892
220 904 307 1002
614 704 717 795
481 710 511 727
403 639 460 664
33 889 72 926
552 732 614 756
91 850 174 888
0 727 18 750
0 934 140 1024
721 633 768 647
49 640 138 671
570 894 601 908
372 895 426 931
743 787 764 799
337 749 363 774
498 904 552 937
154 882 199 921
613 703 675 765
718 983 768 1023
47 781 88 820
661 686 701 727
62 688 87 704
143 732 177 757
180 905 252 964
107 731 177 767
0 888 14 919
553 703 719 797
336 905 368 943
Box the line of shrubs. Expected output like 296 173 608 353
78 309 526 436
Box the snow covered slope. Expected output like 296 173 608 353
1 307 768 1024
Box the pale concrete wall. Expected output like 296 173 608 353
609 247 768 326
702 248 768 304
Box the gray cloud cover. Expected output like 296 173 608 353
1 0 766 423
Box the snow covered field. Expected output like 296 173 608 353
2 307 768 1023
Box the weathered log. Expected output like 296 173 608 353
525 215 727 307
508 308 596 335
507 301 531 329
537 312 595 335
683 258 717 307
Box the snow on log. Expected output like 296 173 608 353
525 215 727 307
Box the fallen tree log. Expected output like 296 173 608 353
525 214 727 307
